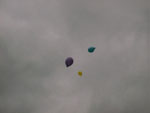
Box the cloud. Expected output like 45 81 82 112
0 0 149 113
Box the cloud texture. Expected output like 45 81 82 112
0 0 149 113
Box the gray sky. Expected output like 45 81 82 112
0 0 149 113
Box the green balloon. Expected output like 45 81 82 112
88 47 96 53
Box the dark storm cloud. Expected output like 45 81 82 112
0 0 149 113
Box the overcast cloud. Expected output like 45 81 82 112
0 0 149 113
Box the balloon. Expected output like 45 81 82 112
88 47 96 53
78 71 82 76
65 57 74 67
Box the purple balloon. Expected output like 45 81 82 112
65 57 74 67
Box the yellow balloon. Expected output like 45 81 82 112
78 71 82 76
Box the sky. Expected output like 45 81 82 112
0 0 149 113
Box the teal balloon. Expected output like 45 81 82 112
88 47 96 53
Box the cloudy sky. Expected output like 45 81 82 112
0 0 149 113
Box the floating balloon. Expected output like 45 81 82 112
65 57 74 67
78 71 82 77
88 47 96 53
